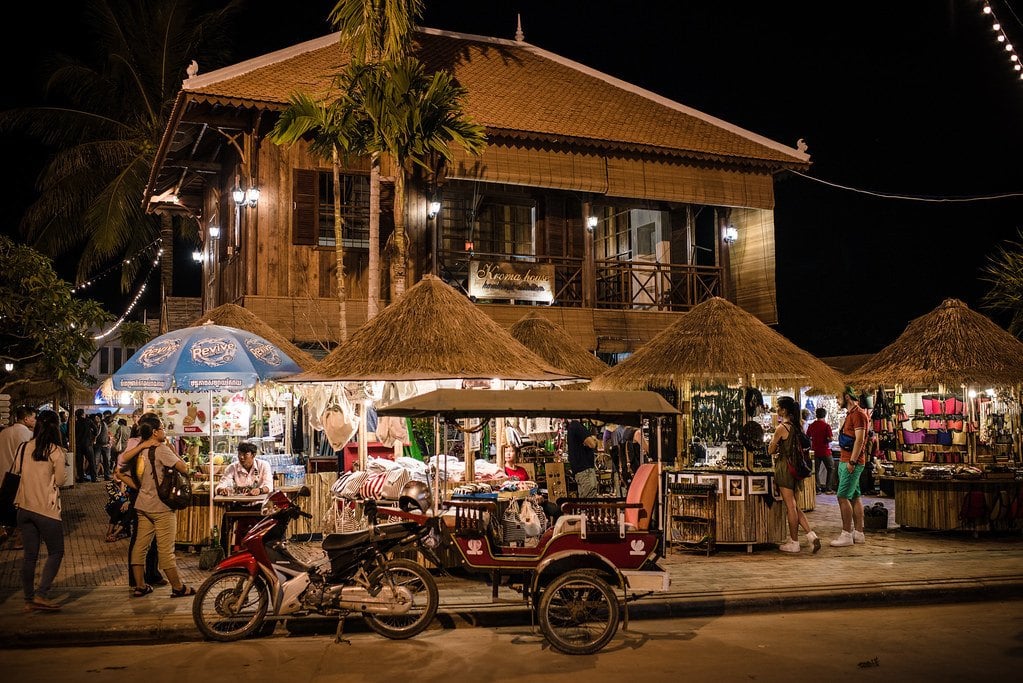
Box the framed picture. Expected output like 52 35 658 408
678 473 696 484
696 474 721 493
748 475 768 495
771 479 782 500
726 475 745 501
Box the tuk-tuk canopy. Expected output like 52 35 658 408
377 389 678 425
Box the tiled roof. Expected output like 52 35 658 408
183 28 807 168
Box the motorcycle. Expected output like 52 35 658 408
192 487 442 642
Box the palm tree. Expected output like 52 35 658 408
344 59 487 299
329 0 424 317
0 0 240 291
981 229 1023 336
269 93 365 343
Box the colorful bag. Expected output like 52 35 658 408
786 433 813 481
902 429 926 445
935 430 953 446
952 431 968 446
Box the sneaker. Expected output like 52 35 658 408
779 539 800 553
806 530 822 554
32 595 61 611
830 531 854 547
853 530 866 544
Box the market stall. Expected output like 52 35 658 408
282 275 573 532
591 297 845 550
848 298 1023 532
111 322 303 545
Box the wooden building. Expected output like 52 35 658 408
146 27 810 353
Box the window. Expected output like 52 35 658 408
292 169 370 248
112 347 123 372
440 193 535 257
98 347 109 375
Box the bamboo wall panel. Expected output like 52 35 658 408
713 492 788 546
727 208 777 325
891 478 1022 531
446 141 608 194
798 481 815 511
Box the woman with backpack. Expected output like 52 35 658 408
115 413 164 591
768 396 821 554
122 419 193 598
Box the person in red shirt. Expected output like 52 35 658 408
502 444 530 481
831 386 869 548
806 408 834 494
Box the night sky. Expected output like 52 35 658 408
4 0 1022 359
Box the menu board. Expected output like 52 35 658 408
211 392 251 436
141 392 212 435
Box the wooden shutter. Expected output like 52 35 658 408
293 169 318 246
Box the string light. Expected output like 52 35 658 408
71 237 161 294
92 256 160 341
978 2 1022 82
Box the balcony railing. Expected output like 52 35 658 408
595 259 722 312
438 250 721 311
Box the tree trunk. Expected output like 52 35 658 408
332 149 348 343
390 161 407 300
368 152 381 317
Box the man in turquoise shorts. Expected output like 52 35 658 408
831 386 868 547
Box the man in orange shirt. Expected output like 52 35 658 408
831 386 868 547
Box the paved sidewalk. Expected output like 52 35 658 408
1 483 1021 647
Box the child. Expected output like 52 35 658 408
104 480 131 542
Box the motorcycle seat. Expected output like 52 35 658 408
322 530 371 551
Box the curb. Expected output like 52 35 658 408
5 576 1023 648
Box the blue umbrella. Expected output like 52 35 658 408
112 323 302 392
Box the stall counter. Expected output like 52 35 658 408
882 476 1021 532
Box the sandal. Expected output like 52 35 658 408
132 585 154 598
170 584 196 598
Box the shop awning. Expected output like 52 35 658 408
605 157 776 209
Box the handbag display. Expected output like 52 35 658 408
0 443 27 527
502 499 527 545
147 448 192 510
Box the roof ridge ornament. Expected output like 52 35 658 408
186 60 199 79
515 13 524 43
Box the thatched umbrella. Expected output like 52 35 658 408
509 309 608 381
289 275 574 382
188 303 317 371
847 298 1023 389
286 275 574 483
591 297 845 392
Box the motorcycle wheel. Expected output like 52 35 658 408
537 569 620 655
362 558 439 639
192 569 270 642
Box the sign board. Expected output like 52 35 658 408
545 461 567 502
468 260 555 303
140 391 249 436
0 393 9 425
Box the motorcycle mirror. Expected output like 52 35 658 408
298 485 311 498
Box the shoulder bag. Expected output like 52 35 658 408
0 443 27 527
147 447 192 510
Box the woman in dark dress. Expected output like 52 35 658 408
768 396 821 555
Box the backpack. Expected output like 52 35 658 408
146 447 192 510
786 428 813 481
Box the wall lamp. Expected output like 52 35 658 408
191 250 203 263
723 226 739 244
586 216 599 231
427 200 442 219
3 362 13 372
208 225 221 239
232 186 260 208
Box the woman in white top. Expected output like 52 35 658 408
14 409 67 611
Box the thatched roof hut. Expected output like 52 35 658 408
590 296 845 392
289 275 574 382
187 303 317 371
847 298 1023 389
509 310 608 380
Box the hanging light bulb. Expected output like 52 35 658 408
998 34 1006 42
984 4 992 14
993 22 1001 31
